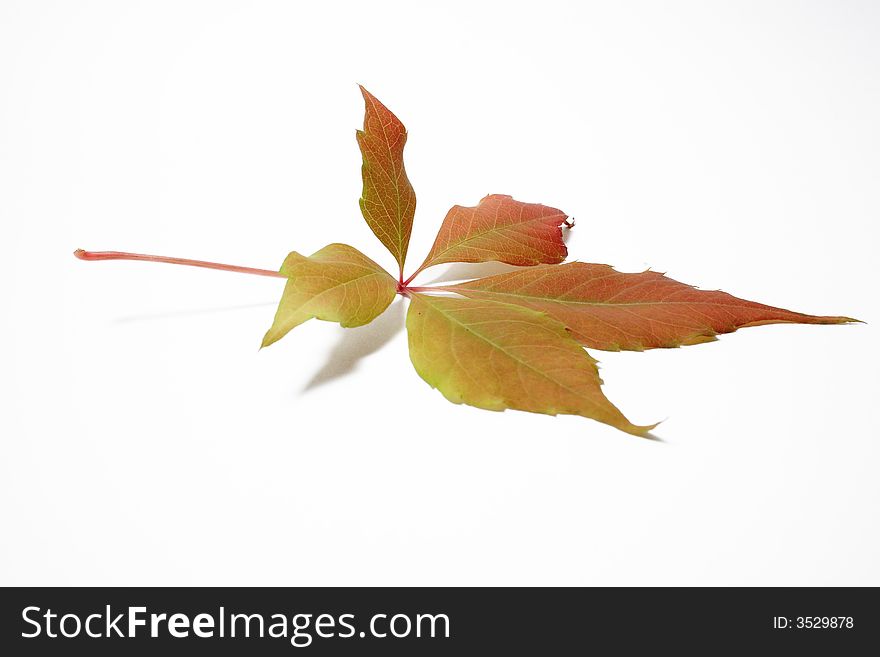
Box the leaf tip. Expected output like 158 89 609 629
358 84 376 105
260 330 279 350
630 419 663 439
639 429 665 442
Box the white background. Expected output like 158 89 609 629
1 1 878 585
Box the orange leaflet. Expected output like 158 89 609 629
443 263 857 351
356 86 416 279
407 194 571 282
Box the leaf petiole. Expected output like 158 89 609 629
73 249 287 279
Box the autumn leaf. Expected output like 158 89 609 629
406 292 655 435
261 243 397 348
406 194 570 283
74 86 860 437
356 86 416 279
441 263 857 351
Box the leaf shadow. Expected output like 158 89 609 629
113 301 277 323
419 262 523 285
302 298 405 392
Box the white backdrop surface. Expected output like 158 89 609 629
1 0 878 585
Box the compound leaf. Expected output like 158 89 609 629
410 194 570 279
445 263 857 351
262 243 397 348
406 292 655 436
75 86 860 438
356 86 416 277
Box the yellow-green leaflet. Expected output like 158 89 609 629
406 293 656 436
261 243 397 348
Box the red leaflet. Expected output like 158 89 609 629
356 86 416 279
444 263 857 351
406 194 571 283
